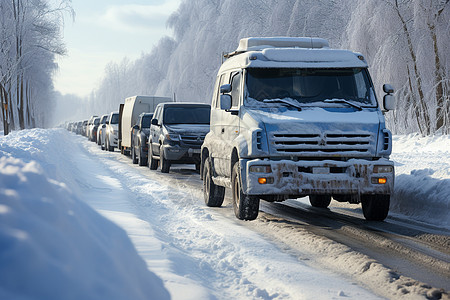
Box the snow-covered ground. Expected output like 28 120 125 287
0 129 448 299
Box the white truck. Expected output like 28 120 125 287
120 95 172 155
201 37 396 221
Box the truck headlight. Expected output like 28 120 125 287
373 165 393 173
249 165 272 173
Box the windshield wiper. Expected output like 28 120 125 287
263 99 302 111
324 99 362 111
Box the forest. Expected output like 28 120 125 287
2 0 449 135
0 0 72 135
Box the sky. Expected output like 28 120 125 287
52 0 182 98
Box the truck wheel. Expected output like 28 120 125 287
232 162 259 220
160 146 170 173
361 195 390 221
139 148 147 166
309 195 331 208
149 144 158 170
132 146 138 164
203 157 225 207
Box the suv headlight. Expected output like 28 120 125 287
165 132 180 141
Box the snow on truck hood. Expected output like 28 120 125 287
244 106 381 157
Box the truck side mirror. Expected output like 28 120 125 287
220 94 232 110
382 84 395 111
383 84 394 94
133 124 139 130
383 94 396 111
151 118 158 126
220 84 231 94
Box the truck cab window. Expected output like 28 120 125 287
230 72 241 108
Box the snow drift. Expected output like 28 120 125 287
0 130 170 300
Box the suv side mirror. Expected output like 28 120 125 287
382 84 395 111
151 118 158 126
220 94 232 110
220 84 231 94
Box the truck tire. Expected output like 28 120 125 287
139 147 147 166
203 157 225 207
232 162 259 220
149 143 158 170
132 145 138 164
309 195 331 208
361 195 390 221
160 146 170 173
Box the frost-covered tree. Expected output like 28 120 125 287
0 0 72 135
344 0 449 135
89 0 448 135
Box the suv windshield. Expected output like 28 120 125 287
164 106 210 125
142 115 152 128
245 68 377 107
110 113 119 124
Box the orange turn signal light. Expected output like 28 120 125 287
378 178 387 184
258 178 267 184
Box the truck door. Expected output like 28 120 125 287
219 71 242 177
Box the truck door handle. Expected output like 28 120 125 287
221 128 225 134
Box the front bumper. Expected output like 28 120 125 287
162 145 201 163
242 158 394 197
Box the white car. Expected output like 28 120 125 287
97 114 108 149
104 112 119 151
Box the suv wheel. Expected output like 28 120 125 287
149 143 158 170
108 137 114 152
231 162 259 220
160 146 170 173
203 157 225 207
138 147 147 166
132 145 138 164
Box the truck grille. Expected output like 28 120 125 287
272 132 373 155
180 134 205 146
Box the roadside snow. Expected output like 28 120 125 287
0 130 169 300
390 134 450 229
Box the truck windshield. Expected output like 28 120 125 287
245 68 377 107
164 107 211 125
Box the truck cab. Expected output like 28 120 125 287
201 37 396 221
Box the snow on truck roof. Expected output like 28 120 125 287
220 37 368 71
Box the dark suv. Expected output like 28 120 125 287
131 113 153 166
149 103 211 173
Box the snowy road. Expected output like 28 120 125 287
2 129 448 299
71 131 448 299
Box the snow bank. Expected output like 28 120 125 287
0 130 170 300
391 134 450 229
